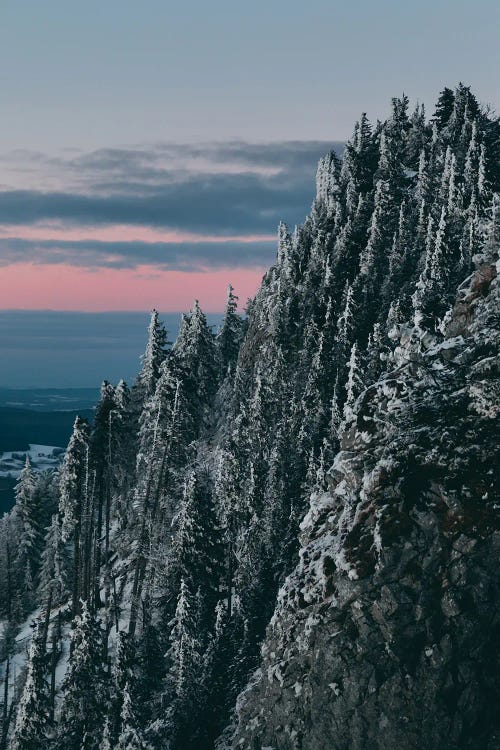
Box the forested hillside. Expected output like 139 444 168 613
0 84 498 750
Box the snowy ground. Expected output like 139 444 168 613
0 444 64 479
0 603 72 710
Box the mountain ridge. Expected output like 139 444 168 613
1 83 498 750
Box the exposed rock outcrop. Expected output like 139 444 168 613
225 260 500 750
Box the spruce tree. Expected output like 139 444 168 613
164 578 202 749
10 622 50 750
37 514 70 608
171 470 222 632
217 285 244 377
56 603 108 750
173 299 218 420
14 458 42 601
58 416 89 615
116 681 153 750
134 309 168 401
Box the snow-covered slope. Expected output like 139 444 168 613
225 259 499 750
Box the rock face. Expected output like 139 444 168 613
225 261 500 750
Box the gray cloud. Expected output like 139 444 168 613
71 140 343 177
0 237 276 271
0 173 309 233
0 140 343 268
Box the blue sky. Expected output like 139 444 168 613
0 0 498 150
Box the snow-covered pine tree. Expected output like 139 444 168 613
58 416 89 616
169 470 222 633
340 341 365 433
116 681 153 750
163 578 203 749
55 602 108 750
198 600 237 748
10 621 51 750
216 285 244 378
172 299 218 423
134 309 168 402
127 310 169 466
14 458 42 608
37 514 70 608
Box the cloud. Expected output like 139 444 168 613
0 139 343 269
0 173 312 233
0 237 276 271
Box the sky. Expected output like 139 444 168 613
0 0 498 385
0 0 498 313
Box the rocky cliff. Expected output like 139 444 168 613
226 257 499 750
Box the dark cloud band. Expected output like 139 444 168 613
0 175 307 233
0 237 276 271
0 139 343 268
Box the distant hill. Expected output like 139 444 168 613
0 387 98 412
0 404 94 513
0 405 94 452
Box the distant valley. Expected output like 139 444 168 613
0 388 96 513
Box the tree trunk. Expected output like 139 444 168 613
1 658 9 750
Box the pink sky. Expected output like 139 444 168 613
0 222 273 311
0 223 275 245
0 262 265 312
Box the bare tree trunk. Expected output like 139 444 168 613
227 539 234 618
105 411 113 558
93 479 105 610
71 525 81 618
49 619 59 723
5 543 11 621
112 575 120 634
82 470 96 605
1 657 9 750
42 588 53 649
128 446 169 636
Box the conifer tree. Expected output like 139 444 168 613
109 631 136 742
56 603 108 750
173 299 218 420
14 458 41 598
164 578 202 749
199 600 237 747
214 446 244 615
58 416 89 616
171 471 222 631
413 206 454 331
116 681 153 750
134 309 168 401
37 514 70 608
128 311 168 461
217 285 244 378
99 718 113 750
336 282 358 361
10 622 50 750
433 87 455 127
341 342 365 430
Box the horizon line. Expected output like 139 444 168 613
0 307 226 314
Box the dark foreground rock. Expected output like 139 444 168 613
224 261 500 750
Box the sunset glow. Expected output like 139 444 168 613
0 262 265 311
0 223 275 245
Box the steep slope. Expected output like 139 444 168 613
1 84 499 750
225 256 499 749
